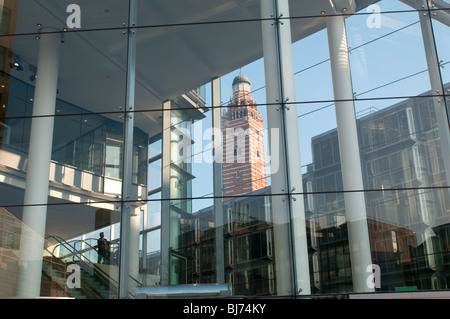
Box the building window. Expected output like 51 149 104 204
391 230 398 253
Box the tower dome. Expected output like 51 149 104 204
232 74 250 86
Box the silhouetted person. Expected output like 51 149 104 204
97 232 110 264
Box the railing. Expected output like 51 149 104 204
0 207 142 298
45 235 143 298
44 235 117 298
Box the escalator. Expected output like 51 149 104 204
43 236 120 299
0 207 142 298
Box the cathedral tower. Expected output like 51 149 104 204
222 75 267 197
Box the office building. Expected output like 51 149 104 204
307 84 450 293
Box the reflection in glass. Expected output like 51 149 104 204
222 74 267 198
304 92 450 293
0 0 450 299
347 9 431 100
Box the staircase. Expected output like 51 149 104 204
42 258 115 299
0 208 138 298
43 237 119 299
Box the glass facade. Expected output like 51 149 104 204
0 0 449 299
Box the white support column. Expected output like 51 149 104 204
261 0 311 295
417 0 450 288
211 77 225 284
160 99 172 286
418 0 450 189
16 30 61 297
326 14 374 293
118 0 137 298
141 206 148 285
128 207 141 290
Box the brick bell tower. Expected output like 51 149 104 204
222 74 267 197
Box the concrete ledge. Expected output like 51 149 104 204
136 283 232 299
349 290 450 299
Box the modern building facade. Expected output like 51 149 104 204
190 82 450 296
306 83 450 293
0 0 449 299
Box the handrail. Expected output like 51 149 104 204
42 240 107 299
74 237 144 289
46 235 118 285
46 235 94 274
45 235 143 297
45 235 119 298
55 238 104 262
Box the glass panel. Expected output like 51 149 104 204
163 193 274 296
132 7 291 296
293 26 334 105
220 64 269 198
0 25 127 297
292 12 342 295
1 29 128 190
291 0 450 295
292 19 340 251
430 2 450 161
366 188 450 291
136 0 261 26
0 202 121 298
345 1 450 293
220 64 296 295
347 8 431 100
142 228 161 284
433 12 450 84
307 187 450 293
